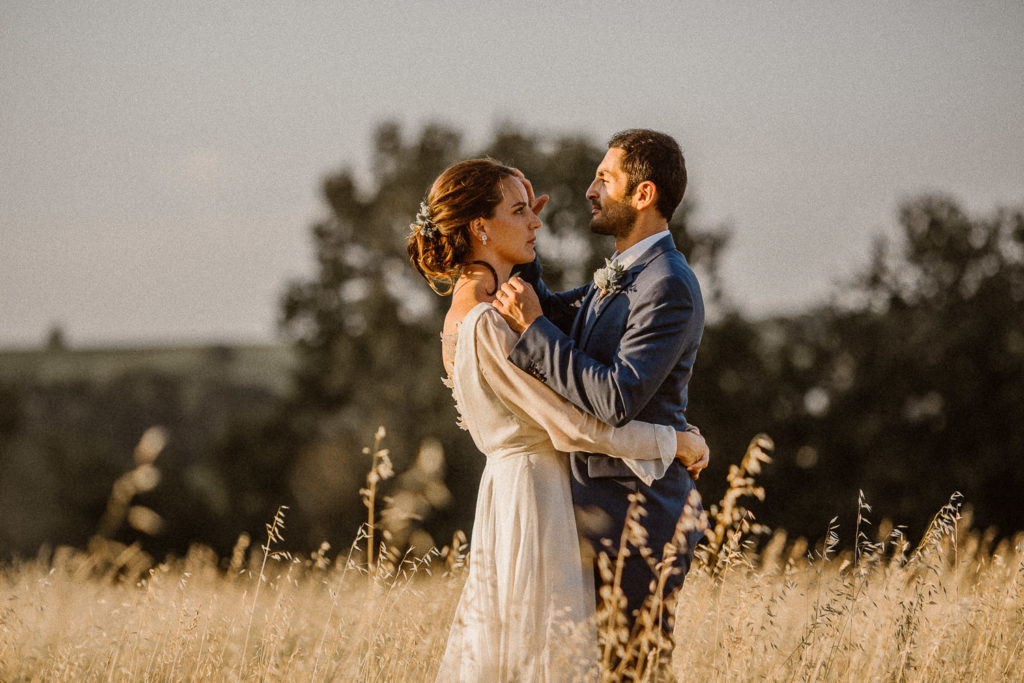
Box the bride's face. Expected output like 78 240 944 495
479 177 541 266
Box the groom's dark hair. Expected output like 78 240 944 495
608 129 687 221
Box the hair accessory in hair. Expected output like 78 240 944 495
412 201 438 238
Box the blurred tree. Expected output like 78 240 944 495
0 121 729 561
706 196 1024 540
831 196 1024 533
8 127 1017 561
45 324 68 351
277 121 728 549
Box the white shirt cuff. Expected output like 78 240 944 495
619 426 675 486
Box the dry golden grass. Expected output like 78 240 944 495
1 433 1022 681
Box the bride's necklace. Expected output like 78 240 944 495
456 264 503 300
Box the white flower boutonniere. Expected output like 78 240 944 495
593 258 627 300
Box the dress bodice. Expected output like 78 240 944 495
450 304 556 461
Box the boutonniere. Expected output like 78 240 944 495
593 258 627 300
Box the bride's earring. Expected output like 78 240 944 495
481 233 488 245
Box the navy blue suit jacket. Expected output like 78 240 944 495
509 233 705 619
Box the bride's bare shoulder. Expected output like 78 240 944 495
443 292 486 335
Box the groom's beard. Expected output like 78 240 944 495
590 196 638 239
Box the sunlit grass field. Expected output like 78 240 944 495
1 433 1021 681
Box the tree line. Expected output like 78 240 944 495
1 122 1021 560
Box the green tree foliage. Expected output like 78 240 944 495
832 197 1024 532
3 125 1019 560
690 196 1024 539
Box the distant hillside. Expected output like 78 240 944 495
0 343 297 396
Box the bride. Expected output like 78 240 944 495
407 159 708 681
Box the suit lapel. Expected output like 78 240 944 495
578 233 677 349
572 285 599 343
579 272 636 348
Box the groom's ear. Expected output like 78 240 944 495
632 180 658 211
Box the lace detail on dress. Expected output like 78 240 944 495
440 330 468 431
441 330 458 374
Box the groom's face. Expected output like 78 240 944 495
587 147 637 238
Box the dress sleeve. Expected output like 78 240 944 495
475 307 675 482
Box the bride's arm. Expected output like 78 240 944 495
475 308 706 482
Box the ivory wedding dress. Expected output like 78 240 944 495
436 303 675 682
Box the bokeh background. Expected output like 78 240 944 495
2 1 1022 560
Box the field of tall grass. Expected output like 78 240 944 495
1 431 1021 681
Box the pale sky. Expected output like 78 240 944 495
2 1 1022 347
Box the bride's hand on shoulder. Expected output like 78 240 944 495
493 277 542 333
675 425 709 480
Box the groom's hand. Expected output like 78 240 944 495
494 277 542 333
509 168 549 215
675 425 709 480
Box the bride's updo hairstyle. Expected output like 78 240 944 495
408 158 515 295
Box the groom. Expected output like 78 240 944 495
494 129 706 652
